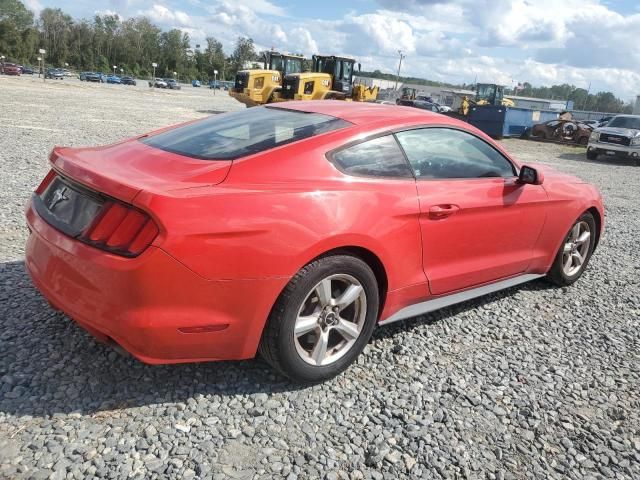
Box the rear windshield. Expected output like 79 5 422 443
607 116 640 129
141 107 351 160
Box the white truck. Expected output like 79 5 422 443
587 115 640 164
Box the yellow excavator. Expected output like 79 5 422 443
229 51 305 107
276 55 379 103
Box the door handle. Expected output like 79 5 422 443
428 204 460 219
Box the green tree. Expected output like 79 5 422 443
230 36 256 76
38 8 73 66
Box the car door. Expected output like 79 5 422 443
395 127 548 295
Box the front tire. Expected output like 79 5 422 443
546 212 597 286
259 255 379 382
586 149 598 160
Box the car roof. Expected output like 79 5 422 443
268 100 444 127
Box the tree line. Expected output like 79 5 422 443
0 0 260 81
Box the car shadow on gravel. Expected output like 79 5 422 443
1 259 553 418
558 152 639 167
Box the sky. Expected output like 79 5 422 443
24 0 640 101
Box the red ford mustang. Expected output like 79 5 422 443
25 102 604 382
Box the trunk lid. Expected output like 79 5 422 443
50 139 232 203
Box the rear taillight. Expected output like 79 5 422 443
35 169 57 194
81 201 159 257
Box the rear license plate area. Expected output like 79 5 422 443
39 177 104 236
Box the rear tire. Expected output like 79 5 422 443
259 255 379 383
546 212 596 287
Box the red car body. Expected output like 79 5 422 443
25 102 604 365
1 63 21 75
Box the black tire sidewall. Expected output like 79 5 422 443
274 256 379 382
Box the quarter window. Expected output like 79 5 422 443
395 128 515 179
331 135 413 178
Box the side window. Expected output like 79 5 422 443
331 135 413 178
395 128 516 179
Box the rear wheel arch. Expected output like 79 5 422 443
314 246 388 317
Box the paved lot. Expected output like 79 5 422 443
1 75 638 479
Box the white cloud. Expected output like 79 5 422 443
23 0 43 14
141 4 192 27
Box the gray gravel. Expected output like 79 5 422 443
1 75 639 479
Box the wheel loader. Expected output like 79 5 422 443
276 55 379 103
229 51 305 107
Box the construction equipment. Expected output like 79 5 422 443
277 55 378 102
474 83 515 107
229 51 305 107
397 86 417 103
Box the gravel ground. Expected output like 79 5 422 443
1 75 639 480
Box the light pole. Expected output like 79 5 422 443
1 56 5 73
395 50 405 91
39 48 46 82
213 69 218 95
151 62 157 88
112 65 117 75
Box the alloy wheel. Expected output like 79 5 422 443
562 220 591 277
294 274 367 366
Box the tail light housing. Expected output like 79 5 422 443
81 201 159 257
35 169 57 194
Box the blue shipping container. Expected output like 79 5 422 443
467 105 559 138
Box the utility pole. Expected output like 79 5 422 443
395 50 405 90
582 82 591 111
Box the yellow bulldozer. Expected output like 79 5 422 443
276 55 379 103
229 51 305 107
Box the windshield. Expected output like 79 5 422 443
339 61 353 82
607 116 640 130
141 107 352 160
315 58 336 76
476 84 496 101
285 58 302 74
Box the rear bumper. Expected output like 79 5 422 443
25 201 287 364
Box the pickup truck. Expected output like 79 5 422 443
587 115 640 163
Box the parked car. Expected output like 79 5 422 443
397 99 442 112
587 114 640 162
121 76 137 86
106 75 121 84
373 100 395 105
85 72 106 82
164 78 181 90
45 68 65 80
79 71 91 81
191 80 201 87
581 120 600 128
1 63 21 75
208 80 220 89
20 66 34 75
149 78 167 88
530 119 592 145
25 102 604 382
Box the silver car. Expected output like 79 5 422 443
587 115 640 162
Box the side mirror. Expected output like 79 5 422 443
518 165 544 185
